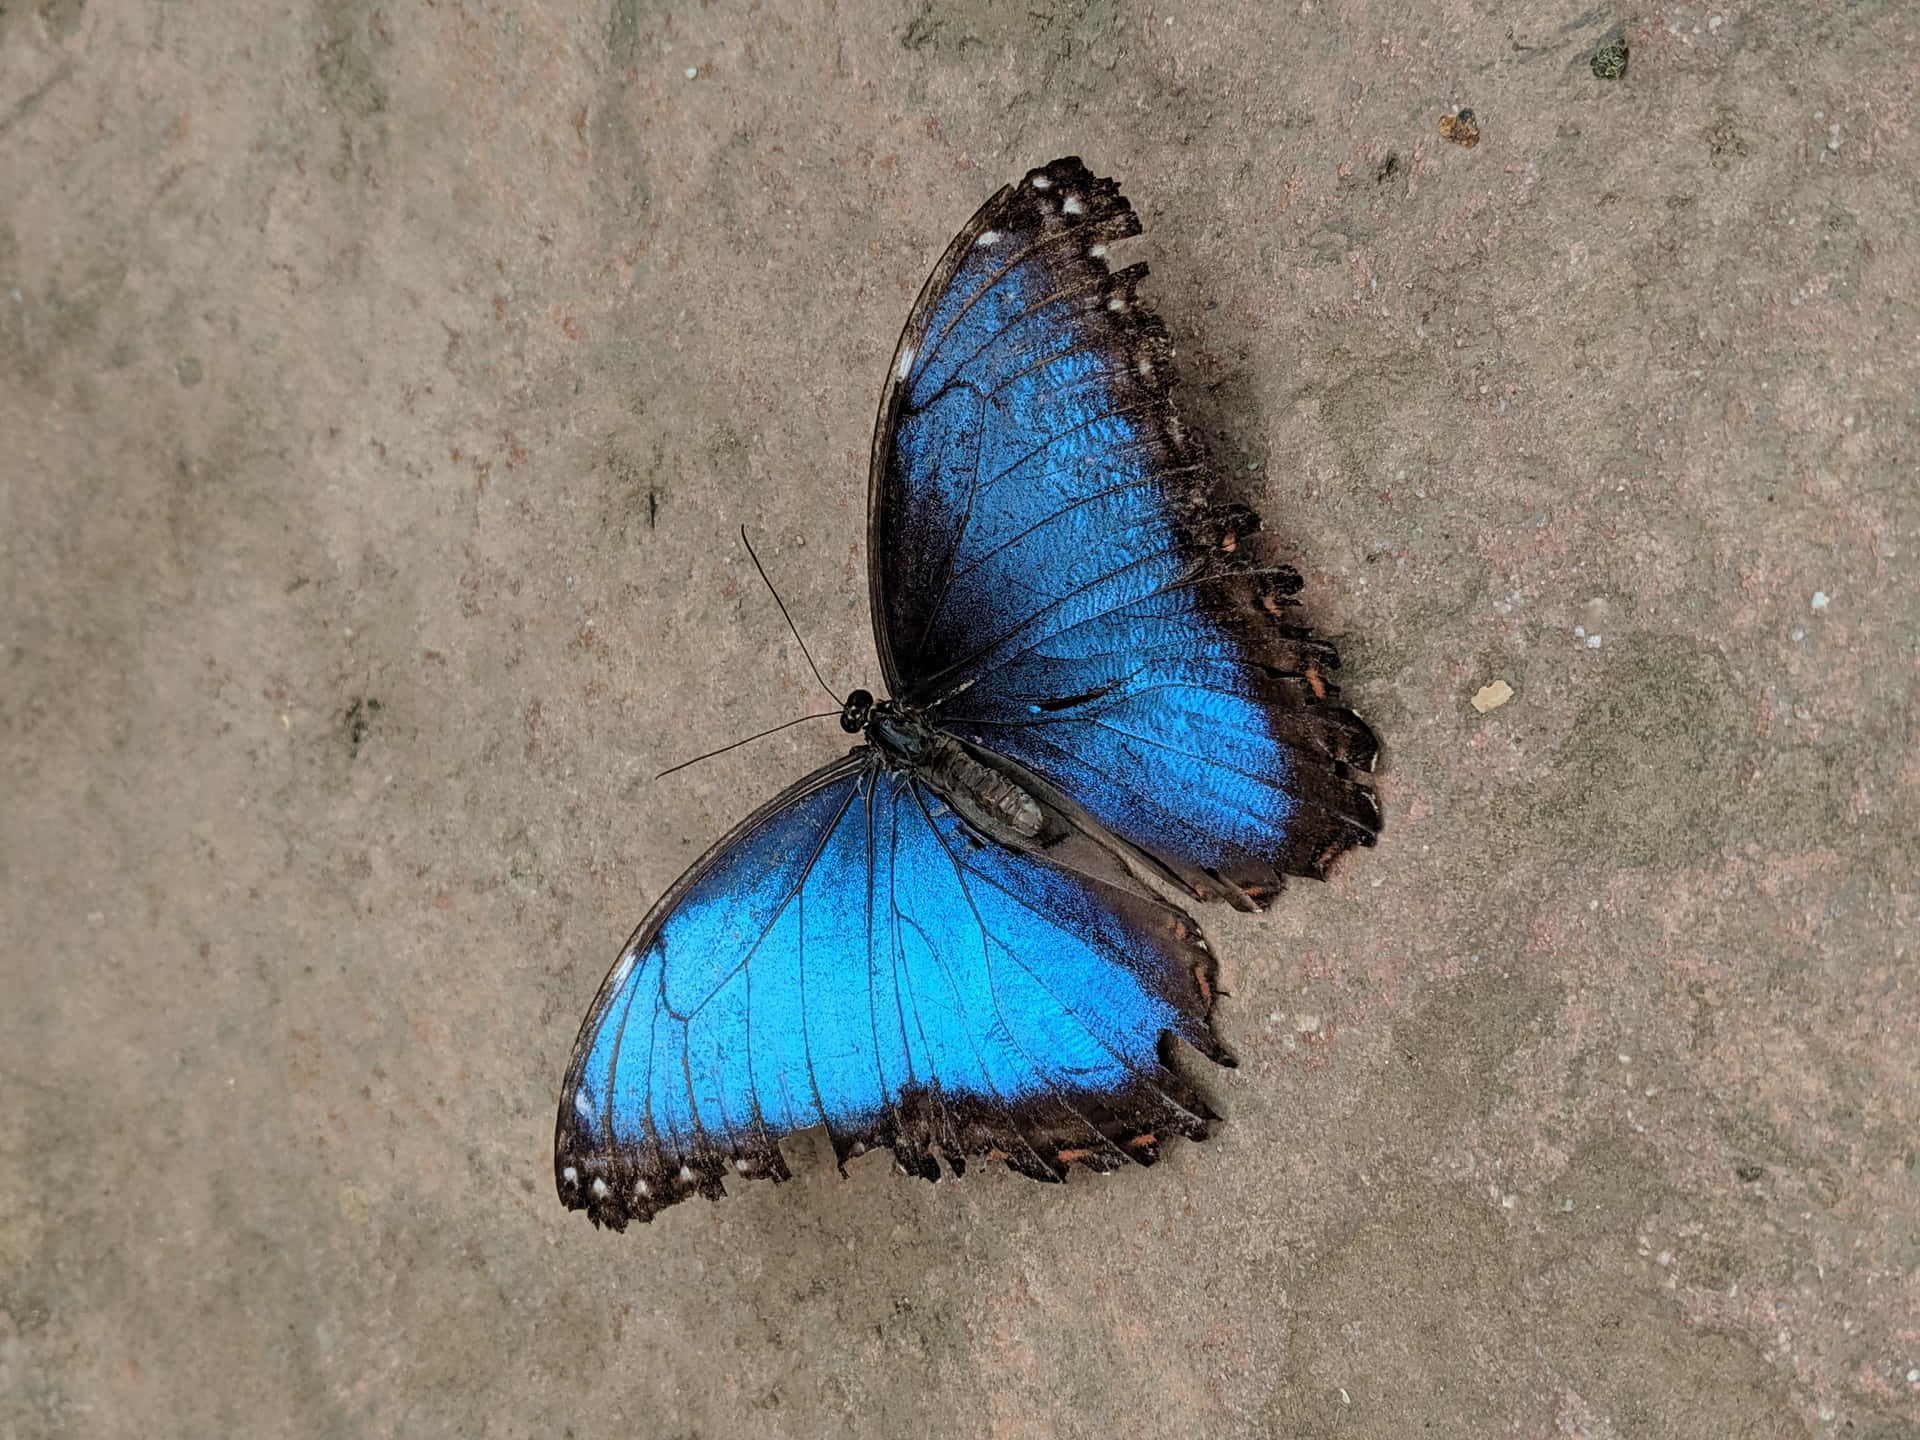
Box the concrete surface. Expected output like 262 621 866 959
3 0 1916 1436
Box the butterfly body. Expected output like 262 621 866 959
556 158 1379 1230
853 695 1046 841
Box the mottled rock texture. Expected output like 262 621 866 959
3 1 1915 1436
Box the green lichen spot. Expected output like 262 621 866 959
1591 37 1629 80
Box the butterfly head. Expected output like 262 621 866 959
843 692 933 767
839 688 874 734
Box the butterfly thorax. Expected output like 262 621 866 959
845 690 1044 841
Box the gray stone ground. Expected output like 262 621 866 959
3 0 1915 1435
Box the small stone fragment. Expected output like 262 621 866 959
1471 679 1515 713
1591 36 1629 79
1438 108 1480 148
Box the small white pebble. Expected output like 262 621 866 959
1501 1193 1516 1209
1562 1198 1576 1212
1470 679 1513 713
1811 591 1830 610
683 66 698 79
1574 625 1586 638
1907 1368 1919 1384
1657 1250 1672 1266
1708 14 1723 31
1827 137 1840 151
1587 634 1603 648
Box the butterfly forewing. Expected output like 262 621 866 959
868 157 1379 909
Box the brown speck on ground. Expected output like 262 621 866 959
1437 106 1482 148
4 1 1916 1436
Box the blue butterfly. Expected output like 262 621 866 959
555 158 1379 1229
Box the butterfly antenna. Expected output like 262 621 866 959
654 710 842 779
740 525 840 705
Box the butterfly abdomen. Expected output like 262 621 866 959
869 703 1045 839
926 739 1044 839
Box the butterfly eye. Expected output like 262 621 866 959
840 688 874 733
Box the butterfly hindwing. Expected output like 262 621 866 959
869 157 1379 908
555 754 1224 1229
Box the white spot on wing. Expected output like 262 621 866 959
610 952 636 988
975 229 1000 247
735 1158 750 1173
574 1089 592 1116
1090 243 1107 258
635 1179 651 1196
1108 296 1126 312
1063 194 1084 215
895 345 915 382
678 1165 695 1182
590 1176 608 1198
1031 173 1052 190
561 1165 578 1184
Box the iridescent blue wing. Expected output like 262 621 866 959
869 157 1379 908
554 753 1225 1229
